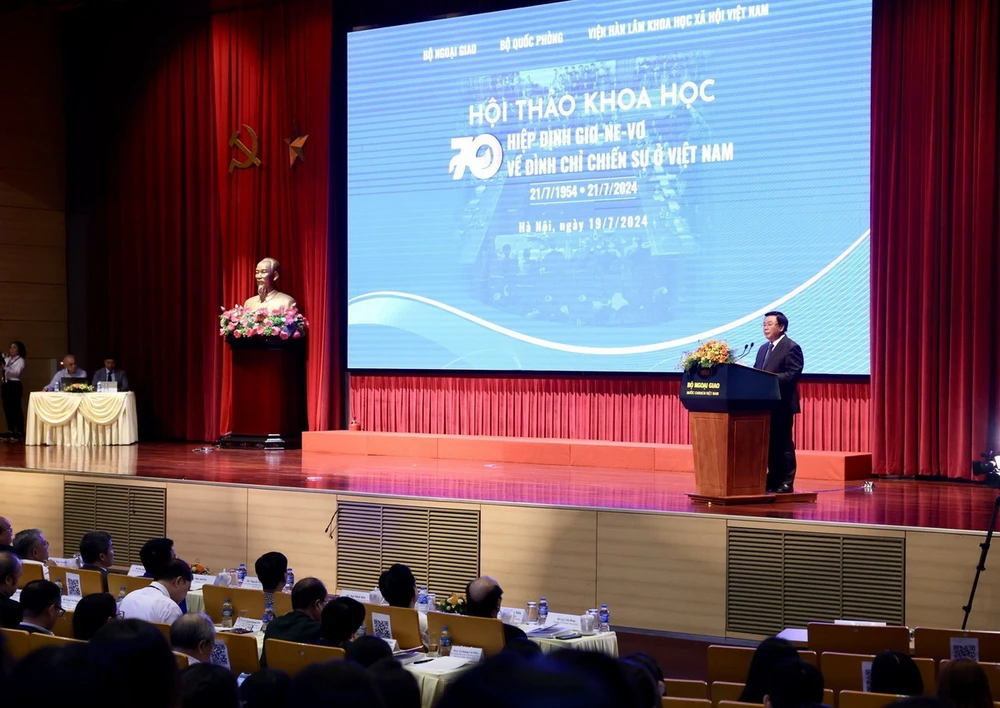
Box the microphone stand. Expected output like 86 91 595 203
961 491 1000 629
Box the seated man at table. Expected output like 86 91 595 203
261 577 327 668
13 528 50 580
42 354 87 391
119 558 192 624
465 576 527 646
378 563 428 646
79 530 115 592
318 596 366 648
0 550 23 629
140 537 187 613
91 354 129 392
18 579 62 635
171 613 217 665
254 551 288 606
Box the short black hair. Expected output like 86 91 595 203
0 550 20 586
90 619 180 708
321 597 366 645
465 580 503 619
347 634 393 668
287 661 385 706
181 663 240 708
80 531 113 563
20 579 61 615
290 577 327 611
10 341 26 358
154 559 193 583
766 659 824 708
871 650 924 697
4 644 128 706
73 592 119 641
765 310 789 332
240 668 292 708
370 658 421 708
254 552 288 592
140 538 174 576
378 564 416 608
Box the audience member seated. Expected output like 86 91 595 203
73 592 119 640
370 657 422 708
621 656 660 708
0 514 12 550
79 530 115 592
287 660 386 707
938 659 995 708
624 653 666 706
13 527 50 580
92 354 129 392
4 644 130 708
739 636 801 703
347 634 394 668
502 637 544 659
240 668 292 708
547 648 640 706
181 663 240 708
871 650 924 696
319 596 365 647
18 579 62 634
43 354 87 391
255 551 288 605
379 563 427 645
0 550 22 628
171 613 217 664
90 618 181 708
261 577 327 667
119 558 192 623
466 576 528 645
765 659 825 708
888 699 949 708
141 536 187 613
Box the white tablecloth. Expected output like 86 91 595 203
26 392 138 446
526 630 619 657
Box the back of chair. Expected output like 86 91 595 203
824 689 835 705
950 661 1000 700
717 701 761 708
914 628 1000 664
120 576 153 594
914 658 935 696
711 682 746 704
151 622 173 645
53 610 74 638
808 623 910 657
840 691 905 708
174 652 190 669
29 633 85 652
665 680 708 700
426 611 505 658
707 646 755 685
820 652 874 695
273 591 292 617
17 562 44 588
265 638 346 677
362 603 424 650
216 631 261 676
203 585 265 624
1 628 30 659
49 566 106 596
663 698 713 708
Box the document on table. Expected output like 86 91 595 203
411 656 469 673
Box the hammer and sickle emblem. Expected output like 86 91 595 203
228 124 262 173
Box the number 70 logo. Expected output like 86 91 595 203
449 134 503 180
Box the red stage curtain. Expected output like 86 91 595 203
871 0 1000 478
349 375 870 452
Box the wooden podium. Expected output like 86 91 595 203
219 337 306 450
680 364 816 505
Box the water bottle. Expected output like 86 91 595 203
439 626 452 657
538 597 549 624
237 563 247 584
55 579 64 595
117 586 127 610
282 568 294 594
355 622 367 639
599 603 610 633
417 586 428 613
262 600 275 630
222 598 234 628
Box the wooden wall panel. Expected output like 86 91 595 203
246 489 338 589
480 505 597 612
597 512 727 636
0 469 64 556
0 207 64 248
165 483 248 573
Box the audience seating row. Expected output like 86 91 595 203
2 627 191 669
201 585 291 623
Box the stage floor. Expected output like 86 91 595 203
0 442 993 533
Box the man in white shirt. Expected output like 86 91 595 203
43 354 87 392
169 613 216 664
12 528 50 580
119 559 192 624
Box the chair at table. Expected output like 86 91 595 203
663 698 712 708
362 603 424 650
807 623 910 657
29 633 85 651
822 653 933 698
203 585 265 624
665 680 708 699
711 682 746 704
914 628 1000 663
54 610 74 638
840 691 906 708
18 563 44 588
1 628 30 659
216 631 261 676
273 591 291 617
120 576 153 594
174 652 190 668
49 566 106 596
707 646 754 684
717 701 761 708
265 639 345 677
426 611 505 658
151 622 173 645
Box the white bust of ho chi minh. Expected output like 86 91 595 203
242 257 297 311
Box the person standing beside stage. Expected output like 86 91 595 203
1 341 26 439
754 311 804 494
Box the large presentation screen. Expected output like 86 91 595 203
347 0 871 374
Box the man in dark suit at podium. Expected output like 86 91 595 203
754 311 804 493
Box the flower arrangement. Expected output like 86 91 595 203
435 593 467 615
219 305 308 340
681 340 737 372
63 382 95 393
189 561 210 575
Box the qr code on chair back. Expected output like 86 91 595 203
66 575 82 597
372 613 392 640
951 637 980 662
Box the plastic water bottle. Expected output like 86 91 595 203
538 597 549 624
440 626 452 656
262 600 275 630
237 563 247 584
222 598 234 628
417 586 428 613
282 568 294 594
599 604 610 633
117 586 127 610
355 622 367 638
55 579 64 595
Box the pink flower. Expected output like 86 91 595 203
292 331 301 339
279 330 290 340
227 323 236 331
233 330 242 338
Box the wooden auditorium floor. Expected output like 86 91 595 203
0 442 995 533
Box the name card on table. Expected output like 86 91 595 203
61 595 81 612
128 564 147 577
376 636 399 652
51 557 78 568
189 574 217 591
240 577 264 591
499 607 526 625
450 645 484 663
233 617 264 634
340 589 373 603
546 612 584 632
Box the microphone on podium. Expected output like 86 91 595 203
734 342 755 363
